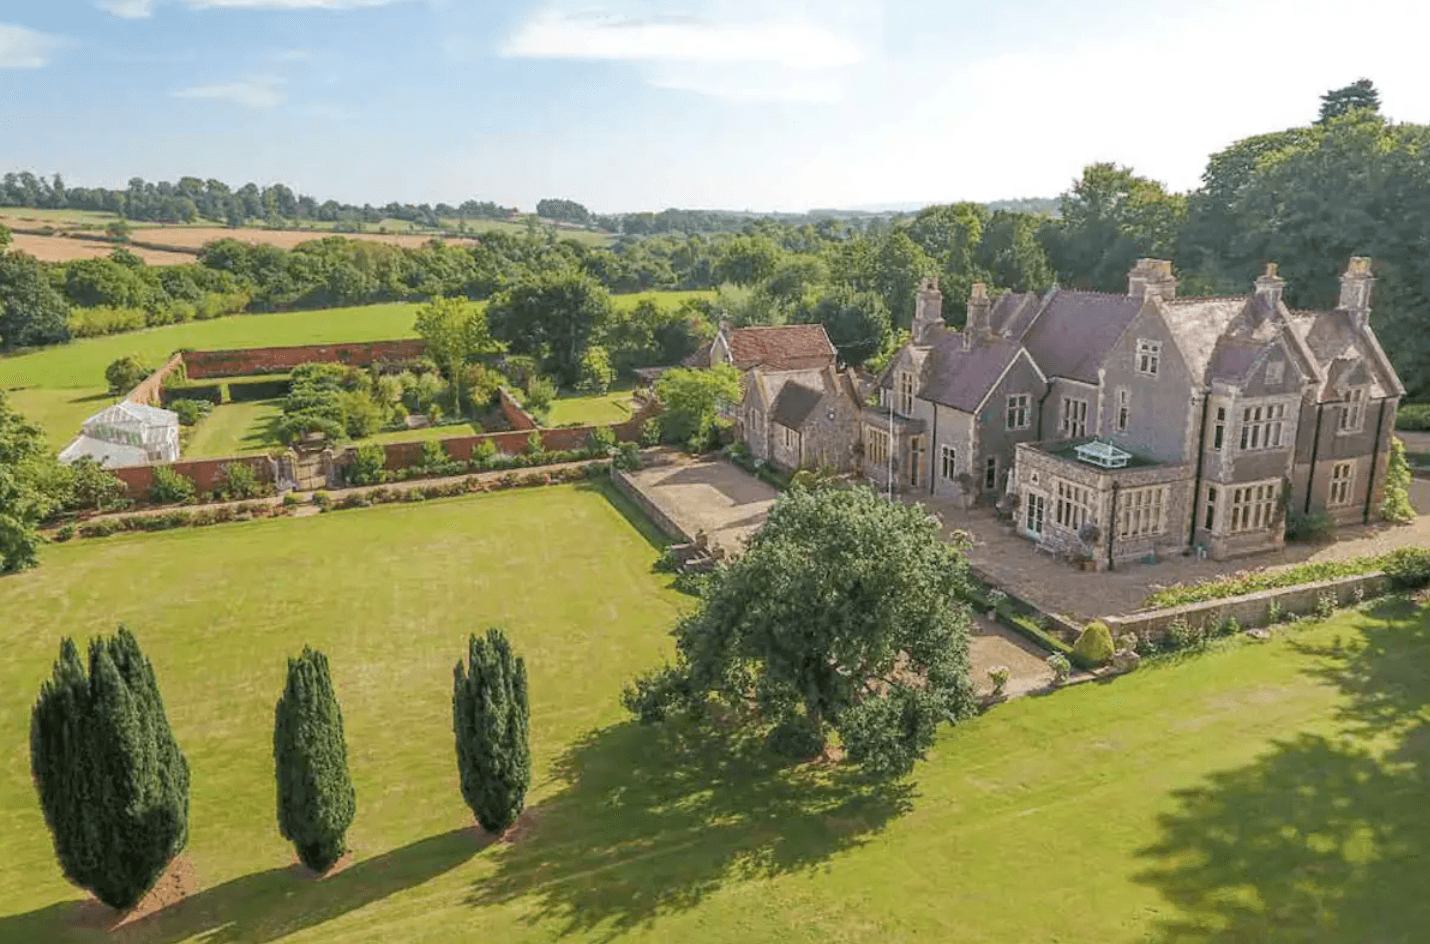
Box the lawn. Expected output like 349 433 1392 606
0 291 711 446
182 399 486 458
546 383 637 427
1 480 1427 943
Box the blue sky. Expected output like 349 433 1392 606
1 0 1426 213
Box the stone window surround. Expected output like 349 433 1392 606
1227 479 1280 534
984 454 999 491
1119 484 1168 538
1338 386 1368 434
865 425 890 466
1061 396 1089 438
1115 388 1130 433
940 443 957 481
1237 398 1292 451
1006 393 1031 431
1329 460 1356 506
1136 338 1161 376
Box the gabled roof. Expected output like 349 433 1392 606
906 326 1024 413
1160 296 1249 385
58 435 151 468
990 291 1044 340
1283 307 1406 399
724 324 837 371
771 382 824 429
85 401 178 429
1022 290 1145 384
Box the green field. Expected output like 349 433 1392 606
1 481 1426 942
546 383 637 427
183 400 487 459
0 292 711 448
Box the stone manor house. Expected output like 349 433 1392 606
728 257 1405 567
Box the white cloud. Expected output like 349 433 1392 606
0 23 65 69
174 76 285 108
101 0 404 16
500 6 874 103
503 10 865 69
101 0 156 18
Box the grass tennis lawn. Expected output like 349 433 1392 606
0 291 711 448
2 481 1428 942
547 382 637 428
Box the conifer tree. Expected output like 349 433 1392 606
452 628 530 834
273 647 356 873
29 627 190 910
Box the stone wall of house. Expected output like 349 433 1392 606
970 352 1045 499
1103 571 1388 639
1099 298 1198 464
183 340 428 378
611 468 694 544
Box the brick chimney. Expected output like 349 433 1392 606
1253 262 1284 320
964 282 991 347
1127 258 1177 301
912 277 944 344
1337 256 1374 330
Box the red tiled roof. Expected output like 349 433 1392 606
726 324 836 371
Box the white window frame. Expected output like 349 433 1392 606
1119 485 1167 539
1329 460 1356 506
1338 387 1367 434
1228 480 1280 534
865 426 889 466
1238 403 1286 451
1006 394 1030 431
940 444 957 481
1025 491 1046 536
1136 338 1161 376
1061 397 1088 438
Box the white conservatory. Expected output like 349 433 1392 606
58 402 181 468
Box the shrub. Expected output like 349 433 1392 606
1047 653 1071 683
987 666 1011 698
588 426 617 454
67 456 127 511
1383 546 1430 590
1071 621 1115 668
104 356 151 395
29 628 190 910
641 418 662 447
613 441 642 471
1395 403 1430 430
1164 616 1193 650
348 443 387 486
311 491 331 508
1380 437 1416 524
216 462 266 501
168 398 214 427
1217 616 1242 638
525 430 544 456
273 647 356 874
149 465 196 505
420 439 449 470
471 438 499 466
1315 591 1337 620
1145 556 1386 609
1286 509 1336 543
523 375 556 419
452 629 531 835
282 492 302 506
1267 599 1284 624
53 523 76 542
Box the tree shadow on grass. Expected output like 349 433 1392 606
0 827 484 944
467 720 915 941
1134 599 1430 942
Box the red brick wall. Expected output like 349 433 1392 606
183 340 427 379
497 386 537 430
113 455 274 501
125 352 186 406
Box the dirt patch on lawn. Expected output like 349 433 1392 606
65 854 197 931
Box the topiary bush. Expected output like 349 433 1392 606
1383 546 1430 590
273 647 356 874
452 628 530 835
1071 621 1116 669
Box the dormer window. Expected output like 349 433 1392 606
1136 339 1161 376
898 371 915 416
1339 387 1367 433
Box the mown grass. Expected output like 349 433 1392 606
0 292 711 447
546 383 637 428
182 399 284 458
1 484 1427 942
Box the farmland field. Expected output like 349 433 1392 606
7 232 197 265
125 226 482 254
0 292 712 448
0 488 1425 942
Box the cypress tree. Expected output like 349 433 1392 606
273 647 356 873
452 628 530 834
29 627 190 911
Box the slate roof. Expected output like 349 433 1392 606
913 326 1024 413
725 324 836 371
771 382 825 429
990 291 1044 340
1022 290 1145 384
1161 297 1250 385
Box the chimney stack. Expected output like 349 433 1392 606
912 277 944 343
1127 258 1177 301
1253 262 1284 320
1337 256 1374 330
964 282 991 347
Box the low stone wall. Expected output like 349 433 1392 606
113 454 277 500
183 340 427 378
1103 571 1389 639
611 468 693 543
125 352 187 407
968 562 1084 642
